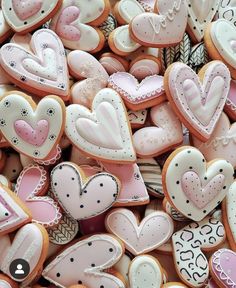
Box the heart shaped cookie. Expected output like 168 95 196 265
164 61 230 141
2 0 61 33
51 162 120 220
15 164 61 227
42 234 125 288
129 255 163 288
222 182 236 252
105 208 174 255
133 102 183 157
0 92 65 161
50 0 110 53
173 217 225 287
102 162 149 206
108 72 166 110
0 29 70 100
0 223 49 283
130 0 187 47
65 88 136 163
0 184 31 236
205 19 236 79
163 146 234 221
193 113 236 168
68 50 109 108
186 0 219 42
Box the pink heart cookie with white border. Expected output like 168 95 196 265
165 61 230 141
163 146 234 221
108 72 166 111
0 29 70 100
133 102 183 157
2 0 62 33
51 162 120 220
210 249 236 287
105 208 174 255
0 223 49 283
130 0 187 47
15 164 61 227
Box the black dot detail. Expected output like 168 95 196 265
100 286 104 288
56 273 60 277
219 169 223 172
88 242 92 246
80 205 84 208
187 150 191 153
78 280 82 284
66 194 69 198
223 186 226 189
70 258 74 262
203 210 207 213
5 213 8 216
176 181 180 184
91 263 95 267
97 200 100 203
186 200 189 203
41 10 45 13
109 248 113 252
54 182 57 186
24 21 27 25
100 183 104 187
189 166 193 169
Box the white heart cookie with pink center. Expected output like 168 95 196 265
105 208 174 255
68 50 109 108
2 0 61 33
163 146 234 221
0 92 65 161
133 102 183 157
65 88 136 163
51 162 120 220
108 72 166 110
193 113 236 168
0 29 70 100
130 0 187 47
165 61 230 141
50 0 109 52
186 0 219 42
0 223 48 282
211 249 236 287
42 234 125 288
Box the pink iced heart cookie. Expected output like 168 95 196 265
210 249 236 287
42 234 125 288
130 0 187 47
173 217 225 287
0 29 70 100
102 162 149 206
163 146 234 221
68 50 109 108
0 223 49 283
105 208 174 255
193 113 236 168
165 61 230 141
50 0 110 53
108 72 166 110
65 88 136 163
133 102 183 157
2 0 61 33
51 162 120 220
224 80 236 121
0 185 31 236
0 92 65 161
15 164 61 227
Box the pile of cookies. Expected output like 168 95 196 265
0 0 235 287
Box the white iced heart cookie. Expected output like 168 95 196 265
129 255 163 288
0 92 65 160
65 88 136 163
163 146 234 221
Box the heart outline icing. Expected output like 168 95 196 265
51 162 120 220
65 88 136 163
0 29 70 100
163 146 234 221
42 234 125 288
165 61 230 141
0 92 65 160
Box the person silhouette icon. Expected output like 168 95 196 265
15 264 24 275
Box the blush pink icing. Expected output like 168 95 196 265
167 61 230 141
211 249 236 287
105 208 174 255
181 171 225 209
108 72 165 108
15 164 61 227
56 6 81 41
102 162 149 205
51 162 119 220
14 119 49 147
225 80 236 120
12 0 43 20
